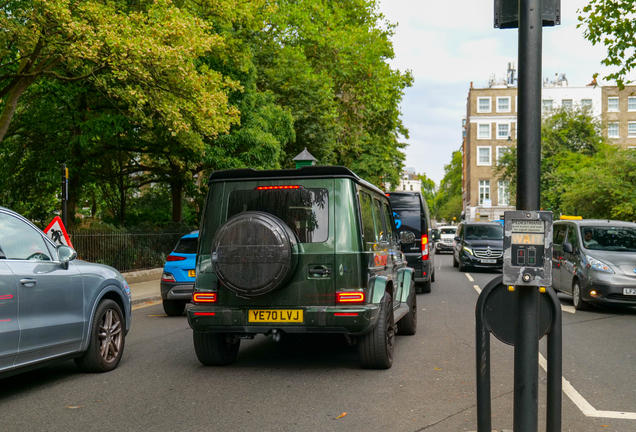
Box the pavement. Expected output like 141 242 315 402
129 279 163 306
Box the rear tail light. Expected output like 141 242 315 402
336 292 365 303
422 234 429 260
334 312 359 317
161 272 176 282
167 255 187 262
255 185 302 190
192 293 217 303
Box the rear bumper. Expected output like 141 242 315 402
161 281 194 301
187 304 380 335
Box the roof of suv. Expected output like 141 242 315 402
555 219 636 228
208 166 384 196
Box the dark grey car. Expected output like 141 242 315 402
0 207 132 378
553 219 636 310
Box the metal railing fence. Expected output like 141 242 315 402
69 229 191 272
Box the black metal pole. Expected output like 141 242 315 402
62 164 68 227
514 0 542 430
545 287 563 432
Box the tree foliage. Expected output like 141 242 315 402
434 150 463 223
579 1 636 88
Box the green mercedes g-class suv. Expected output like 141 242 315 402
187 166 417 369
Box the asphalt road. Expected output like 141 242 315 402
1 253 635 431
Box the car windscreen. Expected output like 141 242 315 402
388 194 420 208
227 188 328 243
173 238 198 254
464 225 503 240
440 228 456 235
393 209 421 240
580 226 636 252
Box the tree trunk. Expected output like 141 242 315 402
171 182 183 223
0 77 35 143
66 174 81 230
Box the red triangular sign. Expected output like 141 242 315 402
44 216 73 248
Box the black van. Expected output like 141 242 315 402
386 191 435 293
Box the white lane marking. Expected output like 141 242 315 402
561 305 576 314
474 285 481 294
465 273 474 282
539 353 636 419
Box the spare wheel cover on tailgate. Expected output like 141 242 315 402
211 211 298 297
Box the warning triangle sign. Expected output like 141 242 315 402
43 216 73 248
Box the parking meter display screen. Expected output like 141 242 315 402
511 220 544 267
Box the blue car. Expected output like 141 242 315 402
161 231 198 316
0 207 132 378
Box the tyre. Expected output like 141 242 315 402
420 280 431 294
458 257 467 272
453 254 459 268
193 331 240 366
75 299 125 373
572 280 589 311
163 300 186 316
357 294 395 369
212 211 298 297
397 287 417 336
431 269 435 283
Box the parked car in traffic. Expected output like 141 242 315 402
188 166 417 369
0 207 132 378
434 225 457 254
161 231 199 316
552 219 636 310
453 222 504 271
386 191 435 293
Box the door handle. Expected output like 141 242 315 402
309 267 332 276
20 278 37 287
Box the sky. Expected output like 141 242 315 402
377 0 616 184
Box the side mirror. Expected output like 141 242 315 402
400 231 416 244
58 245 77 269
454 236 461 242
563 242 573 254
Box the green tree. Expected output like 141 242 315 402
579 1 636 87
435 150 463 222
495 107 607 216
418 173 436 217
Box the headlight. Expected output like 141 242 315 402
585 255 614 273
463 245 474 255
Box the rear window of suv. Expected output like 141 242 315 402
227 188 329 243
388 193 420 208
173 238 198 254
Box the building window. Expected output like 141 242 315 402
581 99 593 109
498 180 510 206
608 122 620 138
608 97 619 112
562 99 573 109
629 97 636 111
497 97 510 113
497 123 510 139
462 129 466 138
477 147 492 166
629 122 636 138
496 146 510 163
478 97 491 113
478 124 491 139
542 100 553 111
479 180 490 205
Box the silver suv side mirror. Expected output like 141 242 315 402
400 231 416 244
58 245 77 270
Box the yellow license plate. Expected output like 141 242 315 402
188 270 196 277
248 310 304 323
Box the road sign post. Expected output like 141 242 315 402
476 0 563 430
62 164 68 227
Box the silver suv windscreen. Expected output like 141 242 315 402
580 226 636 252
440 228 456 235
227 188 329 243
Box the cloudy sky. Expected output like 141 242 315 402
377 0 616 184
